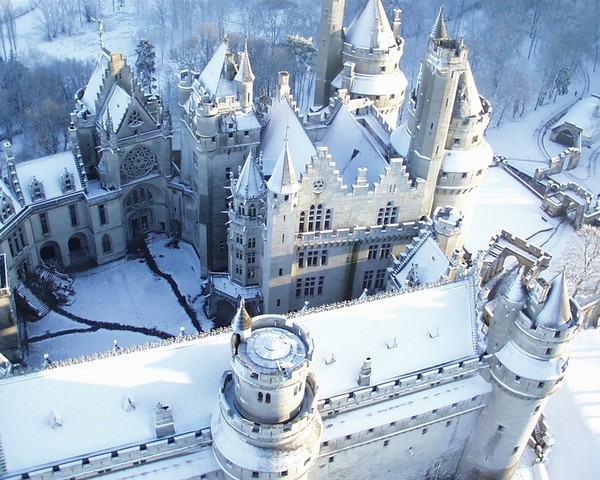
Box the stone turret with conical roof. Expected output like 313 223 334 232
267 137 300 198
234 42 255 113
227 152 266 289
457 270 580 479
211 307 322 479
318 0 407 127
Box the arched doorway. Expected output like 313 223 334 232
68 233 89 266
40 242 62 269
124 184 160 241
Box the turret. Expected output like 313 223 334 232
235 43 255 113
211 306 322 479
456 272 580 479
329 0 407 127
261 138 300 313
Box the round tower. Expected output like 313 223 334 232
211 301 322 479
456 273 580 479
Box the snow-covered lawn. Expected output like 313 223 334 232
25 235 208 367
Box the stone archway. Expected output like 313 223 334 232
124 184 162 242
68 233 90 266
40 241 62 269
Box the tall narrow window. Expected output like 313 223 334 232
324 209 332 230
299 211 306 232
69 205 78 226
39 213 49 235
102 234 112 253
99 204 108 225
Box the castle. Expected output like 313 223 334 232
0 3 584 477
0 0 495 358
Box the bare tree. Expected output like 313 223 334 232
554 226 600 305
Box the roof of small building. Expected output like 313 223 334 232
345 0 396 50
0 278 481 473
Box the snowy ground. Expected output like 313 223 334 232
25 234 211 367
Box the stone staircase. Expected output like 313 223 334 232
15 284 50 318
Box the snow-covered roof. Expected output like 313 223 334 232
81 50 110 115
552 94 600 134
198 42 236 99
332 69 408 97
100 84 131 133
442 139 493 173
234 48 255 83
233 153 265 200
318 104 388 187
267 140 300 195
0 279 480 473
344 0 396 50
260 98 316 180
390 122 411 157
389 234 450 289
455 63 486 118
15 152 83 204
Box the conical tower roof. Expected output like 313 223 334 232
499 267 528 305
430 6 448 40
534 272 572 328
267 137 299 195
231 297 252 333
233 152 265 200
234 42 255 83
345 0 396 50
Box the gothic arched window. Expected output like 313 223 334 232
102 234 112 253
308 204 324 232
125 186 154 211
299 211 306 233
121 146 158 183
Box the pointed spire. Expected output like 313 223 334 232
345 0 397 50
233 152 266 200
430 6 448 40
235 41 255 83
267 134 299 195
534 272 572 328
499 268 527 305
232 297 252 334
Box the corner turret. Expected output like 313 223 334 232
211 309 322 479
457 270 580 479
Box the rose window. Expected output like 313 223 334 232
128 110 144 127
121 146 158 183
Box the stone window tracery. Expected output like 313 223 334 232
125 186 154 211
121 146 158 183
127 110 144 128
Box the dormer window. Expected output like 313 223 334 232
30 176 45 201
61 168 75 193
0 193 14 221
128 110 144 128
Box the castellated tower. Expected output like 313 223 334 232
177 43 261 275
406 7 492 237
260 139 300 313
314 0 346 108
456 272 580 479
211 300 322 479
